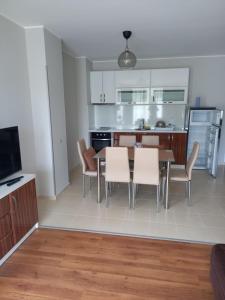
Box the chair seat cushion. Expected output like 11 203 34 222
83 147 97 171
211 244 225 299
169 169 188 182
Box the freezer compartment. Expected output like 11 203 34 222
189 110 215 125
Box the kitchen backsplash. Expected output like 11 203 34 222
90 104 186 129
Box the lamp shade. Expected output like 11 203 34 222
118 49 137 69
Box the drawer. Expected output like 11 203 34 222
0 213 13 240
0 196 10 218
0 232 14 259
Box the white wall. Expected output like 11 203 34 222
63 53 79 170
0 15 36 173
75 57 92 144
44 29 69 194
62 56 92 171
93 56 225 164
25 27 55 197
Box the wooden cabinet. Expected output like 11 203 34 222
170 133 187 165
0 196 14 258
0 178 38 261
90 71 115 104
10 180 38 243
115 70 150 87
151 68 189 87
113 132 187 164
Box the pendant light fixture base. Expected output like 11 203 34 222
123 31 132 40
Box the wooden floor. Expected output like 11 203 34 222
0 229 214 300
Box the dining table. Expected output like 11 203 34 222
93 147 175 209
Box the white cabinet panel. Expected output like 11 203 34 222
90 72 103 104
102 71 115 104
115 70 150 87
90 71 115 104
151 68 189 87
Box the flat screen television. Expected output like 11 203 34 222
0 126 22 181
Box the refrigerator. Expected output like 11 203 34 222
187 107 223 177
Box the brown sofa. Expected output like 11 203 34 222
211 244 225 299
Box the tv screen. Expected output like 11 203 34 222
0 126 22 180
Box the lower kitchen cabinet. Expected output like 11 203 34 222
0 177 38 262
170 133 187 165
113 132 187 164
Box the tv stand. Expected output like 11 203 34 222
0 174 38 266
0 176 24 186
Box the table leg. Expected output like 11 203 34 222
165 161 170 210
97 158 101 203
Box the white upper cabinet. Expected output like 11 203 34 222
102 71 115 103
151 68 189 87
90 72 102 104
115 70 150 87
90 71 115 104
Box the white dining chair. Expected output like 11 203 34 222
132 148 161 212
104 147 132 208
163 142 200 206
119 135 136 147
141 135 159 146
77 139 97 197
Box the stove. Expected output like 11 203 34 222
97 127 112 131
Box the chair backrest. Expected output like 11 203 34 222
133 148 159 185
142 135 159 146
77 139 87 173
186 142 200 180
105 147 130 183
119 135 136 147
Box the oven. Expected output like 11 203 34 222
91 132 112 152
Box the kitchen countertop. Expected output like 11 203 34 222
89 128 187 133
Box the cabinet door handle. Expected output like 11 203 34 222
12 196 17 209
104 93 106 102
100 93 102 102
171 135 174 141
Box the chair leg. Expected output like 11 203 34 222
89 177 92 190
109 182 112 196
132 183 135 209
162 177 166 205
128 182 131 209
89 177 91 191
136 184 139 194
105 181 109 207
156 185 160 213
188 181 192 206
82 174 86 198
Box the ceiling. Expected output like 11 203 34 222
1 0 225 60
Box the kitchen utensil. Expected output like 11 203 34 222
155 120 166 128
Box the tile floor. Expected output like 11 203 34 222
38 166 225 244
